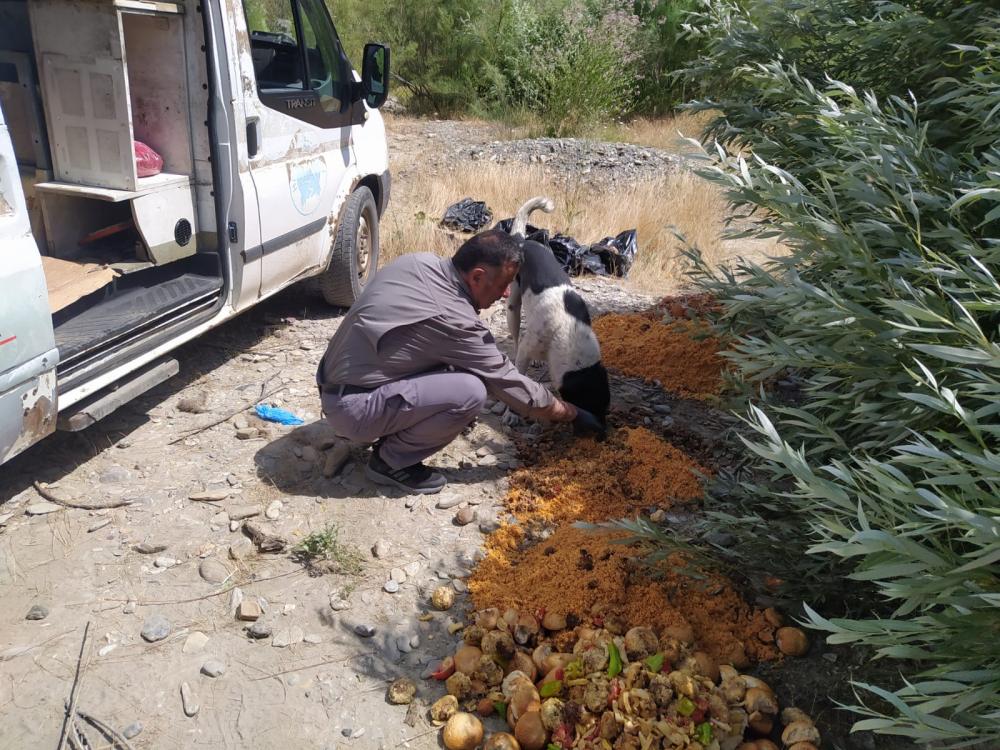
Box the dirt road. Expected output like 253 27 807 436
0 118 658 749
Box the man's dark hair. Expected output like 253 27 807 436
452 229 523 273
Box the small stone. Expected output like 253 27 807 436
228 505 260 521
201 659 226 677
383 580 399 594
123 600 137 614
329 596 351 612
351 728 366 739
247 621 272 639
229 520 240 532
478 517 499 534
396 634 412 653
237 600 262 621
264 500 282 520
453 508 476 526
653 404 671 414
98 644 117 657
303 633 322 645
228 540 253 561
272 626 304 648
475 446 491 457
452 579 468 593
649 508 667 523
233 414 249 430
477 454 498 467
25 502 61 516
435 495 463 510
390 567 407 583
387 677 417 705
490 401 506 415
354 623 376 638
371 540 389 558
341 728 353 738
183 632 210 654
199 557 232 584
403 561 420 577
180 681 199 717
25 604 48 621
122 722 143 740
235 428 257 440
322 443 352 477
410 634 421 649
141 614 172 643
134 542 167 555
189 490 229 502
154 556 177 569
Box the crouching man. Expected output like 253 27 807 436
316 229 577 495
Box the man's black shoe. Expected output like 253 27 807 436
365 448 447 495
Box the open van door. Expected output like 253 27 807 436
0 102 59 464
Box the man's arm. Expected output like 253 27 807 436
422 318 576 421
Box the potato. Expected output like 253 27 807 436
514 711 548 750
483 733 521 750
430 695 460 723
442 712 484 750
455 645 484 675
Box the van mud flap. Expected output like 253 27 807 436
57 358 179 432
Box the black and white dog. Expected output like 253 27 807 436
505 197 610 432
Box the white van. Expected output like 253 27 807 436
0 0 391 466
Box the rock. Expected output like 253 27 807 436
229 587 244 612
235 428 257 440
264 500 282 520
272 626 304 648
453 508 476 526
153 556 177 568
189 490 229 502
201 659 226 678
383 580 399 594
247 621 272 639
403 561 421 578
122 722 143 740
182 632 210 654
329 596 351 612
649 509 667 524
475 446 491 457
25 604 48 621
387 677 417 705
396 635 412 653
237 600 262 621
490 401 506 415
178 393 209 414
98 644 117 657
354 623 376 638
123 600 137 614
390 567 407 583
199 557 232 584
233 414 249 430
435 495 463 510
180 682 199 717
477 454 498 467
371 540 389 558
25 502 61 516
351 728 366 739
141 614 172 643
478 517 500 534
134 542 167 554
303 633 322 645
322 443 352 477
228 505 260 521
452 579 468 593
653 404 671 414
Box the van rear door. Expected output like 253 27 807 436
0 102 59 463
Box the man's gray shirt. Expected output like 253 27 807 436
318 253 554 413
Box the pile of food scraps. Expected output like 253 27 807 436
593 313 726 399
468 525 778 666
422 605 817 750
505 427 708 525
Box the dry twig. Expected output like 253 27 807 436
34 482 132 510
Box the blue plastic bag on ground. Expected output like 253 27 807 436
255 403 304 426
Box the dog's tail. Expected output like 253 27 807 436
511 196 554 238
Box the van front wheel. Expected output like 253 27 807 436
318 186 379 307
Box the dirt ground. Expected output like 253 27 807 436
0 118 902 750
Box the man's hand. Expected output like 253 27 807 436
535 398 577 423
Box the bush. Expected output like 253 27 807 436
663 0 1000 744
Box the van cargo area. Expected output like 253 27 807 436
0 0 222 388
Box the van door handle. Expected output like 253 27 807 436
246 117 261 159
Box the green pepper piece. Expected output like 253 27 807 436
695 721 713 744
607 642 623 678
677 696 695 716
644 652 665 673
493 700 507 717
539 680 563 698
547 744 563 750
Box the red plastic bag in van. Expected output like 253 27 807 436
134 140 164 178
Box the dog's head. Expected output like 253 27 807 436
559 362 610 437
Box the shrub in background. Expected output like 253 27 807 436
661 0 1000 743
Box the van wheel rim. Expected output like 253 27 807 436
357 214 371 279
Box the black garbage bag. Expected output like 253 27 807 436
495 218 550 246
588 229 638 277
442 198 493 232
549 233 606 276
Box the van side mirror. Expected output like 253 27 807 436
360 43 390 109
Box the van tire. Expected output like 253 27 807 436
318 186 379 307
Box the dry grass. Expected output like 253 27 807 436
381 160 781 295
594 110 719 154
